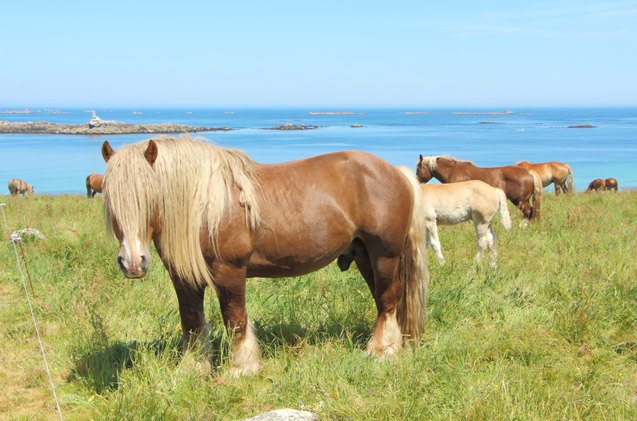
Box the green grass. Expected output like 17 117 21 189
0 192 636 419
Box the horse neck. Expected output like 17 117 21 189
434 159 457 182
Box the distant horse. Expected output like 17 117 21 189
101 137 428 376
416 155 542 221
605 178 618 191
339 171 512 269
514 160 573 195
8 178 34 196
586 178 605 192
86 173 104 198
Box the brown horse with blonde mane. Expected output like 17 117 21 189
586 178 605 192
101 137 428 376
8 178 34 196
514 160 573 195
86 173 104 198
605 178 618 191
416 155 542 221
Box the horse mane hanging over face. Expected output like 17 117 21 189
103 137 261 286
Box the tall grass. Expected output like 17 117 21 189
0 192 635 419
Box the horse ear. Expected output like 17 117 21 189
144 139 158 166
102 141 115 162
419 154 424 162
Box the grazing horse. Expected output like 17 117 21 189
586 178 605 192
605 178 618 191
338 171 511 269
416 155 542 221
8 178 34 196
514 160 574 195
101 137 428 376
86 173 104 198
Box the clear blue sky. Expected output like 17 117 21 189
1 1 636 107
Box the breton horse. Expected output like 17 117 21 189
86 173 104 198
101 137 428 376
416 155 542 221
586 178 605 192
8 178 34 196
605 178 618 191
514 160 574 195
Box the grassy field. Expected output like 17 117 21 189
0 191 636 420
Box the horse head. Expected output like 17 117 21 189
416 154 435 183
102 140 160 279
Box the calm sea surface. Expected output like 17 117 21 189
1 107 635 193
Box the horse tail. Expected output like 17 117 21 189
496 188 512 230
395 166 428 340
529 170 542 221
566 165 574 193
86 175 92 198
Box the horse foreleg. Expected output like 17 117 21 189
366 255 403 357
212 264 260 377
171 277 211 355
425 219 445 265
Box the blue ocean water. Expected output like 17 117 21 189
0 107 635 194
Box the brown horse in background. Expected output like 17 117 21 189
8 178 34 196
586 178 605 192
416 155 542 221
101 137 428 376
514 160 573 195
86 173 104 198
605 178 618 191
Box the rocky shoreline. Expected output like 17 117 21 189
0 120 231 135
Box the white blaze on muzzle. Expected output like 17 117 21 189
118 235 151 278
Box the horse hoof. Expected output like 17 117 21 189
230 361 261 377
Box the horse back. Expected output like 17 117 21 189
243 151 414 276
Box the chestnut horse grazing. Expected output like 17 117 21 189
8 178 34 195
416 155 542 221
605 178 618 191
101 137 428 376
514 160 574 195
86 173 104 198
586 178 605 192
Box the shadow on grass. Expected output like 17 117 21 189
68 335 182 393
254 316 373 355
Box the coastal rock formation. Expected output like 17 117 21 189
265 123 319 130
568 124 596 128
0 118 231 135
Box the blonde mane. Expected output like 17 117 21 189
103 137 260 286
420 155 473 171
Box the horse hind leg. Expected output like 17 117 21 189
473 217 491 265
365 253 404 358
487 224 498 268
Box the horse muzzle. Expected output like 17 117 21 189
118 255 149 279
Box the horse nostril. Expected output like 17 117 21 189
117 256 125 269
141 255 148 272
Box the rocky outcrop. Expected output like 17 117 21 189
0 120 231 135
568 124 596 128
265 123 319 130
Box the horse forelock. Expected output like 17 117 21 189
103 137 261 287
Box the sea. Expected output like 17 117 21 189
1 107 636 194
